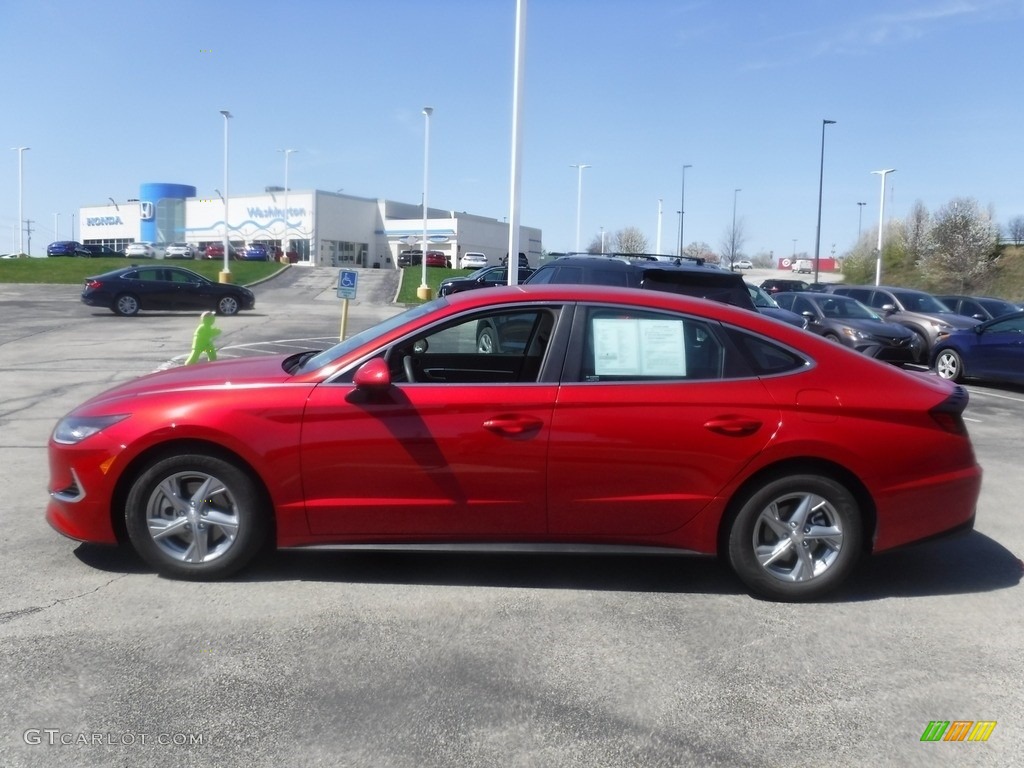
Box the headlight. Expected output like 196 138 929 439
53 414 128 445
841 327 871 341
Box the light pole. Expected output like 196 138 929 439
814 119 836 283
417 106 434 301
219 110 233 282
11 147 29 255
655 198 663 255
871 169 896 286
730 188 741 268
570 163 590 252
53 212 59 241
857 201 867 239
279 149 297 261
108 196 119 210
679 164 692 256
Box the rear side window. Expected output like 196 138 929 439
723 327 808 375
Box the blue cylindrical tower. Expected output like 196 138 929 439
138 183 197 243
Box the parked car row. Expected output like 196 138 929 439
757 278 1023 383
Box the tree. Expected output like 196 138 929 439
614 226 648 254
719 218 746 269
917 198 998 292
585 234 604 254
682 241 718 264
1007 215 1024 246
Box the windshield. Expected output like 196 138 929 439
747 284 779 309
819 296 881 321
295 299 445 374
892 290 952 313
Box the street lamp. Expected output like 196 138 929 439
655 198 663 255
814 119 836 283
678 164 692 256
417 107 434 301
219 110 233 282
570 163 590 252
279 149 297 261
730 188 741 267
11 147 29 255
871 169 896 285
857 201 867 239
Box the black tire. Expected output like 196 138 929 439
909 330 929 363
113 293 140 316
217 295 240 315
823 332 841 344
934 348 964 382
477 325 499 354
124 453 268 580
727 474 862 601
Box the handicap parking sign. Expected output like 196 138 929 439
337 269 358 299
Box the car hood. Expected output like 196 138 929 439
841 318 914 337
71 355 301 411
902 310 979 329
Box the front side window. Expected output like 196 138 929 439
388 307 558 384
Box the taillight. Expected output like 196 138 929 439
929 386 969 435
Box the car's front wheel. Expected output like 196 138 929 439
934 348 964 382
124 453 268 580
217 295 240 315
727 474 862 601
477 325 499 354
113 293 140 316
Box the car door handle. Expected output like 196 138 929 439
703 417 762 437
483 416 544 436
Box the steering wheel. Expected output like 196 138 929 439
403 355 417 383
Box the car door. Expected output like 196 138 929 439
546 305 780 537
972 315 1024 382
131 267 174 310
299 306 561 537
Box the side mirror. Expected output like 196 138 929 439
881 303 896 315
352 358 392 391
972 314 986 321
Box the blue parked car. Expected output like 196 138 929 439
242 243 272 261
932 310 1024 385
47 241 91 257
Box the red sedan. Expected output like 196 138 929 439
47 285 982 600
425 251 449 268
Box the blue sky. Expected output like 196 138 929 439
2 0 1022 258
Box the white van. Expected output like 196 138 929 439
792 259 813 274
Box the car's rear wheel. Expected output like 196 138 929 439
217 295 240 315
935 348 964 382
125 453 268 580
113 293 140 316
727 474 862 601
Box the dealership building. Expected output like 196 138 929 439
79 182 542 268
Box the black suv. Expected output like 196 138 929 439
523 256 756 311
760 278 810 295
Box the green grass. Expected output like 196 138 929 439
0 257 285 285
395 265 464 303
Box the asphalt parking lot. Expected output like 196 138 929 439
1 266 1021 767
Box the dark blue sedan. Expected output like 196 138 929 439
932 311 1024 385
81 265 256 316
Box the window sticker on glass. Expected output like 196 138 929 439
592 318 685 376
